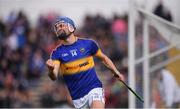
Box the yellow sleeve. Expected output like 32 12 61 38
95 49 103 57
52 60 60 65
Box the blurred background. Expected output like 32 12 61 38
0 0 179 108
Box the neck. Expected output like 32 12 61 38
63 34 77 45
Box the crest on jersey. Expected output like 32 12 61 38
80 48 85 53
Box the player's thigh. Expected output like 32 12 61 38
91 100 105 108
88 88 105 108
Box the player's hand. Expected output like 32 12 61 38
114 73 125 82
118 73 125 81
46 59 54 70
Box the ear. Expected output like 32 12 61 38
68 23 75 33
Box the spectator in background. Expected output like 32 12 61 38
153 0 173 22
156 68 180 108
111 14 128 52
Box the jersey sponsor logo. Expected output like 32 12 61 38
70 49 77 56
79 62 89 67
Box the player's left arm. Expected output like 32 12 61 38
95 49 125 81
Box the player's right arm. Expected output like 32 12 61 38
46 59 60 81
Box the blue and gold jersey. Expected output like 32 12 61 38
51 37 102 100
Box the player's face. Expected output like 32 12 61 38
54 21 71 40
54 22 69 36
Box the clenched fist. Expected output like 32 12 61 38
46 59 57 80
46 59 54 70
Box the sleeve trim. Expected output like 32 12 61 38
95 49 102 56
52 60 60 65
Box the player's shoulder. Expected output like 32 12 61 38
78 37 97 43
50 44 64 58
51 43 63 53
